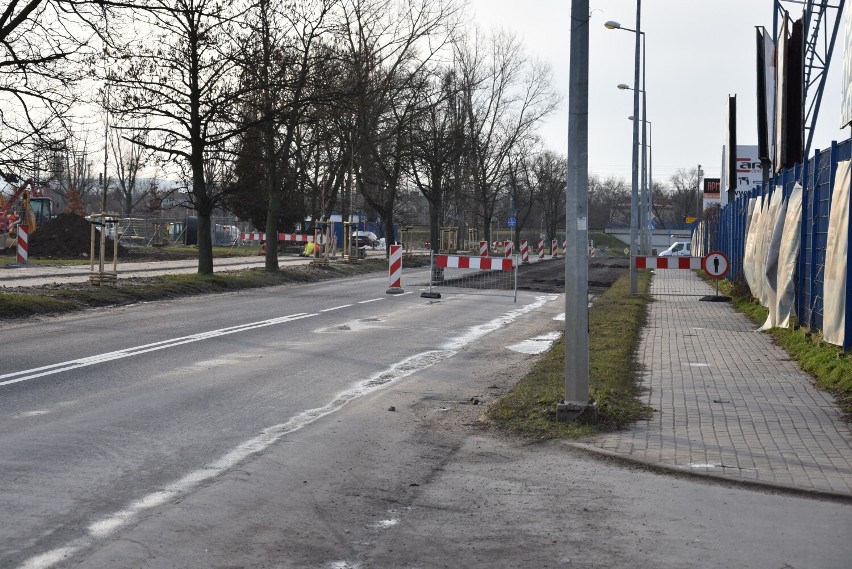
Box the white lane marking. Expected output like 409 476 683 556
0 313 315 387
357 298 383 304
18 294 559 569
321 305 352 312
554 312 565 321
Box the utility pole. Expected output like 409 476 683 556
628 0 641 295
557 0 590 421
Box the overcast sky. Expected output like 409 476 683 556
469 0 850 182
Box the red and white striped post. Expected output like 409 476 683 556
16 225 28 263
520 240 529 264
551 239 558 258
537 239 544 261
562 240 567 256
504 241 513 258
386 244 404 294
479 240 488 257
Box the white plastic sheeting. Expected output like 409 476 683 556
743 196 763 298
823 160 851 346
759 188 788 330
774 184 803 329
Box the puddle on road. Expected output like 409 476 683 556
508 331 562 354
318 317 384 334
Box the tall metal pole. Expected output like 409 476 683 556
640 34 648 255
628 0 641 295
558 0 590 420
648 121 654 252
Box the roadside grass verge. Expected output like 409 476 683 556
715 277 852 417
0 257 410 320
488 270 652 438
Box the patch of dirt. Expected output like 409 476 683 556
27 213 127 260
428 256 627 298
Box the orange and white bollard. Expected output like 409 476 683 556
16 224 28 263
538 239 544 261
386 244 404 294
521 240 529 264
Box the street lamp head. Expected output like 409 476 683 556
604 20 622 30
617 83 630 90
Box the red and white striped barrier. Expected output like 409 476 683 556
504 241 513 258
240 232 315 243
436 254 514 271
551 239 558 258
634 256 702 270
562 240 567 255
479 240 488 257
520 240 529 264
537 239 544 261
387 244 403 294
16 224 28 263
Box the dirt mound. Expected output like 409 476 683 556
28 213 126 259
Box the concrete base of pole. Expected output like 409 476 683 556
556 400 595 422
420 291 441 299
386 287 404 295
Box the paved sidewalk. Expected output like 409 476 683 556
572 269 852 499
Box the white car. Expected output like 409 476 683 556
659 242 691 257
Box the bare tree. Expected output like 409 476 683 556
504 142 537 245
457 28 558 245
109 124 156 215
236 0 338 270
106 0 250 274
588 175 630 230
409 66 467 253
532 150 565 243
0 1 92 171
668 167 701 227
340 0 460 254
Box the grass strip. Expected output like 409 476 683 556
488 269 652 438
716 277 852 417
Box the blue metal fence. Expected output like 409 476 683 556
714 137 852 348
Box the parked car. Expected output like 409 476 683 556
352 231 378 248
659 241 691 257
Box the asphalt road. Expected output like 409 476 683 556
2 263 850 568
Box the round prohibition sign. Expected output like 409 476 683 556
702 251 730 278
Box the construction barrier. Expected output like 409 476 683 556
479 240 488 257
562 240 567 255
436 254 514 271
240 232 314 243
424 253 517 301
16 224 28 263
387 244 404 294
504 241 513 258
521 240 529 264
538 239 544 261
551 239 558 258
634 256 702 270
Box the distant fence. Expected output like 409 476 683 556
694 137 852 348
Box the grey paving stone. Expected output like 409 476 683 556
578 269 852 497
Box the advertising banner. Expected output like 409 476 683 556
703 177 721 209
842 4 852 128
735 145 763 195
756 27 776 162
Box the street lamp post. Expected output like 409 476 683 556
607 4 642 293
608 20 649 256
630 115 652 251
